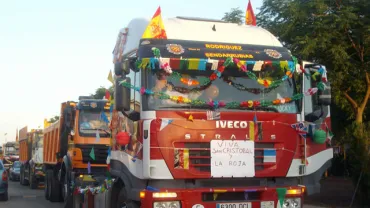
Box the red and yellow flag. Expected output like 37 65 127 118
142 6 167 39
245 0 256 26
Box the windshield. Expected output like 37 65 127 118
13 161 21 168
144 67 298 113
79 110 111 137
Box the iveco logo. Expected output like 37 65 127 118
216 120 248 129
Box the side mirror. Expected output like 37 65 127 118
114 61 129 76
129 57 139 72
305 109 323 122
115 57 137 76
115 77 131 111
318 82 331 106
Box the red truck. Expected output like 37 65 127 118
108 12 333 208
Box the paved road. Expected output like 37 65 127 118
0 181 64 208
0 181 329 208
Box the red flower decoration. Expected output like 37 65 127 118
218 66 225 73
210 73 218 81
253 101 261 107
240 101 248 107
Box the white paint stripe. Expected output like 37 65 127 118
287 148 333 177
263 157 276 163
143 120 151 178
141 111 156 119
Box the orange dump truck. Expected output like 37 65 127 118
19 127 45 189
43 97 111 203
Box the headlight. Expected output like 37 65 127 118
153 201 180 208
282 198 301 208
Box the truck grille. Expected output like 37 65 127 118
175 142 275 172
74 144 109 165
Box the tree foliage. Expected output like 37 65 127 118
90 86 114 100
258 0 370 124
48 116 59 123
258 1 370 204
222 7 244 24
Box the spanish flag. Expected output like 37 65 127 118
245 0 256 26
142 6 167 39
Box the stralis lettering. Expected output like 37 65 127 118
216 121 248 128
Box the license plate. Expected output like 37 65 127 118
260 201 274 208
216 203 252 208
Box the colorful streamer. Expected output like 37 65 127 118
120 80 323 109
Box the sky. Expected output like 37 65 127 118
0 0 263 144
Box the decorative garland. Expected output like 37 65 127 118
120 81 327 109
136 48 304 90
223 77 279 94
73 176 113 195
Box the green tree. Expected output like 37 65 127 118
48 116 59 123
258 0 370 204
90 86 114 100
222 7 244 24
258 0 370 124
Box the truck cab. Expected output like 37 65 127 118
109 14 333 208
43 97 111 202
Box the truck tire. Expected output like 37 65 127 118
29 168 38 189
47 169 61 202
61 171 71 202
0 191 8 201
20 168 25 185
45 170 50 200
116 188 140 208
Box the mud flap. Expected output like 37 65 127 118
64 194 73 208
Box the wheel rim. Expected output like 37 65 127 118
120 202 127 208
63 180 68 200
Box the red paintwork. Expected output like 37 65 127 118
142 110 331 179
152 111 295 179
140 186 304 208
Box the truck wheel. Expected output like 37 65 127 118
116 188 139 208
0 191 8 201
47 169 61 202
29 168 38 189
61 171 71 202
20 169 25 185
45 170 50 200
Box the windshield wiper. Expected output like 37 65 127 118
81 128 111 136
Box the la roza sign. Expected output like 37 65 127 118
211 140 255 177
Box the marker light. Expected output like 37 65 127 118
287 189 302 195
152 192 178 198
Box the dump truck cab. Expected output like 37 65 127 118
44 97 111 203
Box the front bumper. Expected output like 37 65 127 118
140 186 304 208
